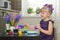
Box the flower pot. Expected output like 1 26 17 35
6 24 10 30
10 26 14 31
5 29 10 35
13 29 18 34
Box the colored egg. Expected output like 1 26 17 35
18 24 24 29
18 30 22 36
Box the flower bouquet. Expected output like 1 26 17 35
3 13 22 35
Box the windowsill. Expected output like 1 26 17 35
0 8 18 12
22 14 40 17
22 16 40 17
0 8 41 18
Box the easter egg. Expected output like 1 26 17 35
9 31 13 36
18 24 24 29
18 30 22 36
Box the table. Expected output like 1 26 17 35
0 33 41 40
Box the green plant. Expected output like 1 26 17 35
36 7 41 14
27 7 33 14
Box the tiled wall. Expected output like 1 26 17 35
56 20 60 40
9 0 21 11
19 17 41 26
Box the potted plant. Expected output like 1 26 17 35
36 7 41 14
4 13 22 34
27 7 33 14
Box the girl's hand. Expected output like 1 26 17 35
22 22 30 28
24 24 34 30
35 24 41 30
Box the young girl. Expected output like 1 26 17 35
26 4 54 40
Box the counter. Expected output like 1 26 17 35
0 32 41 40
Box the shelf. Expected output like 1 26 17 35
0 8 19 12
21 14 40 18
0 8 40 18
22 15 40 18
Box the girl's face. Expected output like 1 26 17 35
40 6 50 19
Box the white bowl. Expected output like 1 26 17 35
27 30 38 33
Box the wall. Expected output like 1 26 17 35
19 17 41 26
56 0 60 40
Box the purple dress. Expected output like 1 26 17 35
40 20 54 40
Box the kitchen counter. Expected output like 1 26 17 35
0 32 41 40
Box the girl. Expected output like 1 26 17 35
26 4 54 40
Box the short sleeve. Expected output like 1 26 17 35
49 20 54 24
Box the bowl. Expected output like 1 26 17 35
27 30 39 36
13 29 18 33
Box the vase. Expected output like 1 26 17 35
5 29 10 35
10 26 14 31
13 29 18 35
6 24 10 30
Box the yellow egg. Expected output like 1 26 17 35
24 26 27 30
18 30 22 36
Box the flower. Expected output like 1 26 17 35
3 14 11 24
3 13 22 25
44 4 54 11
15 14 22 22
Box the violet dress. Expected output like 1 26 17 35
40 20 54 40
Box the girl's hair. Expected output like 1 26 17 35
44 4 54 14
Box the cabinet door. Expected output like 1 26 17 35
10 0 21 11
0 18 6 34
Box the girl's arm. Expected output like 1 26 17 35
39 21 53 35
26 24 35 30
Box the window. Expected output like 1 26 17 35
27 0 55 11
22 0 57 18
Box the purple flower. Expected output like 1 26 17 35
3 13 22 24
3 14 11 23
44 4 54 11
15 14 22 22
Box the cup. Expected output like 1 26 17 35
5 29 10 35
6 24 10 30
13 29 18 34
10 26 14 31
